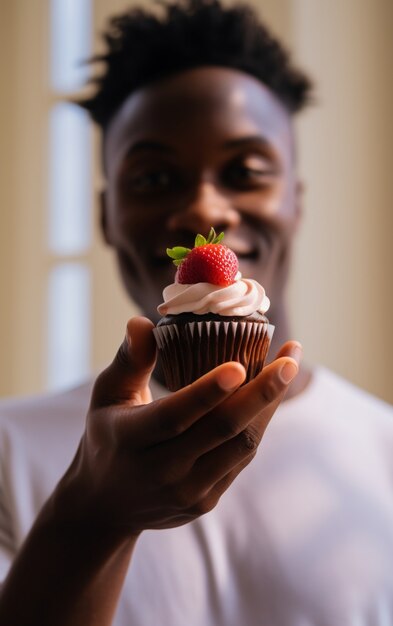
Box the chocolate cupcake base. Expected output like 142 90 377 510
153 313 274 391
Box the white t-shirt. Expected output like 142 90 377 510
0 368 392 625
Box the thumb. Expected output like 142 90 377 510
91 316 157 408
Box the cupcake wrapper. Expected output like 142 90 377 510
153 320 274 391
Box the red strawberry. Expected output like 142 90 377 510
166 228 239 286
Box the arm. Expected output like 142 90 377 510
0 499 137 626
0 317 301 626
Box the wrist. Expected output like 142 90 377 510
0 475 138 626
44 447 141 551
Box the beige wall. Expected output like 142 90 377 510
0 2 16 395
1 0 392 403
0 1 50 396
290 0 393 401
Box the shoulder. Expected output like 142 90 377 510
0 379 93 426
281 366 392 419
310 366 392 420
276 366 393 465
0 380 93 462
273 365 393 458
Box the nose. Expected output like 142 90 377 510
167 181 240 235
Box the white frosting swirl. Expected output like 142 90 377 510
157 278 270 316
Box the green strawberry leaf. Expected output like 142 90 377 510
206 227 216 244
166 246 191 260
195 234 206 247
213 231 224 244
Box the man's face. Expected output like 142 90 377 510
102 67 301 324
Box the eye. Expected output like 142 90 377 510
225 155 278 189
126 169 175 193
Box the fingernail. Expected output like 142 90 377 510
279 361 299 384
217 366 245 391
291 342 303 365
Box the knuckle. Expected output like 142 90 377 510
190 497 216 517
237 427 260 453
157 414 186 440
115 341 130 369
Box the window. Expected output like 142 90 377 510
47 0 92 391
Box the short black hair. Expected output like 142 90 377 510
79 0 313 130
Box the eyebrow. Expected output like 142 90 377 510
125 140 175 156
223 136 272 150
124 135 273 159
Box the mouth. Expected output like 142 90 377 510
153 236 259 264
235 249 259 262
150 249 259 272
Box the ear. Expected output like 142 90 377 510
99 188 112 245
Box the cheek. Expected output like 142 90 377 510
246 184 297 255
237 178 289 223
261 177 294 218
105 185 148 248
248 223 294 294
110 177 176 240
263 187 285 217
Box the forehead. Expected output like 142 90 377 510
105 67 293 171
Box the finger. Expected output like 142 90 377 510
170 348 302 459
125 317 157 390
274 340 303 361
190 427 259 491
214 347 303 431
148 343 302 447
115 361 246 448
91 316 157 408
160 386 269 494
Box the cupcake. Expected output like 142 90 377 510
153 228 274 391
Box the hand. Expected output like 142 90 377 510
63 316 302 538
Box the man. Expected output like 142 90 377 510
0 1 392 625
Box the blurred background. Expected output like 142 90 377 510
0 0 392 403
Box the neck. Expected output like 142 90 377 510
268 305 312 400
